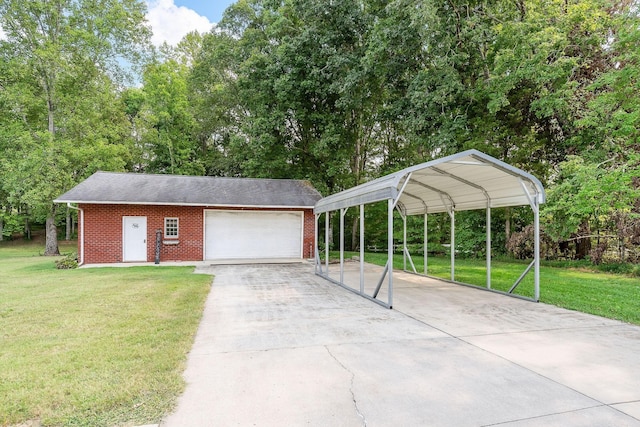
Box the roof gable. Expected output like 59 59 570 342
55 172 322 208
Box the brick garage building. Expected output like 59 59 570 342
55 172 322 265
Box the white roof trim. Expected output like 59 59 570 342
314 149 545 215
54 200 314 209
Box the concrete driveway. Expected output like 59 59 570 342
162 262 640 426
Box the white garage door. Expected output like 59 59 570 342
205 211 303 260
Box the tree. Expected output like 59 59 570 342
542 155 640 260
477 0 615 170
0 0 151 254
577 4 640 154
134 58 205 175
188 30 247 176
205 0 386 194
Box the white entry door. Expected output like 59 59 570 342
123 216 147 262
205 211 302 260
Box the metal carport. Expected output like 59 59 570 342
313 149 546 309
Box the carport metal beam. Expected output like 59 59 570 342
487 203 491 289
325 212 329 274
340 208 346 284
360 204 365 294
424 212 428 275
314 213 321 275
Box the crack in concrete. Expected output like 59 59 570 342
325 346 367 426
479 403 636 426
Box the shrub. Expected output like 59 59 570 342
1 213 24 240
590 241 608 265
55 253 78 269
506 225 556 260
596 262 634 275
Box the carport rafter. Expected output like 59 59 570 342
314 149 545 308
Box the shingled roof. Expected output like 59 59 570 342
55 172 322 208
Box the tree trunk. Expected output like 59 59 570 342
575 221 591 260
44 215 60 256
48 99 55 133
516 0 526 21
351 215 359 252
575 239 590 260
66 206 71 240
505 207 511 243
24 217 31 240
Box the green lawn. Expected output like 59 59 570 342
0 240 212 426
331 251 640 325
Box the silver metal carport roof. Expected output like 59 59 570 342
315 149 545 215
313 149 546 309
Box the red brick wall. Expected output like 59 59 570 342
303 210 316 259
78 204 316 264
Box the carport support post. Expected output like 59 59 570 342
450 209 455 282
424 213 428 275
521 179 541 301
315 213 320 274
403 213 407 271
360 204 364 294
487 205 491 289
534 200 540 301
325 212 330 274
340 208 347 284
388 199 394 308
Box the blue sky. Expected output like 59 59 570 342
146 0 237 45
173 1 237 23
0 0 237 45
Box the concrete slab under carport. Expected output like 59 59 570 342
162 262 640 426
335 263 640 400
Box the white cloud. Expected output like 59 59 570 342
146 0 213 46
0 26 6 41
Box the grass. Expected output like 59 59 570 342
331 251 640 325
0 240 212 426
